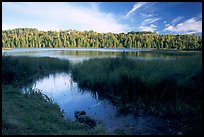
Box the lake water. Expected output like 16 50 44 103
4 48 190 134
2 48 176 63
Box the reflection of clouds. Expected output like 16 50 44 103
29 72 117 122
31 72 97 104
33 73 70 97
89 101 103 108
28 72 143 132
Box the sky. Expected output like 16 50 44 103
2 2 202 34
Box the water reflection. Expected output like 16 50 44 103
23 72 176 134
29 72 118 122
2 48 176 62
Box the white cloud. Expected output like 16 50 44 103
140 24 157 32
164 18 202 34
165 24 170 27
140 13 153 17
172 16 183 24
2 2 128 33
126 2 146 17
142 18 159 25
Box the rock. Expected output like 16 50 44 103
177 132 182 135
74 111 86 120
78 115 96 128
74 110 96 128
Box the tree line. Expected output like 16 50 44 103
2 28 202 50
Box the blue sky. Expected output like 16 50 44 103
2 2 202 34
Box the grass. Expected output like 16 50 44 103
71 53 202 135
2 85 106 135
2 56 106 135
2 56 70 87
2 52 202 135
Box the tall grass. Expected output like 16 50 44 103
2 53 202 134
2 85 106 135
2 56 70 87
2 56 106 135
71 54 202 135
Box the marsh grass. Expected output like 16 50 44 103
71 53 202 135
2 56 106 135
2 56 70 87
2 85 106 135
2 53 202 135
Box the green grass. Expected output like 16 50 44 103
2 85 106 135
2 53 202 135
2 56 70 87
2 56 106 135
71 53 202 135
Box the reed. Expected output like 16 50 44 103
71 54 202 135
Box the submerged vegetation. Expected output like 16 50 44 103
71 52 202 135
2 28 202 50
2 56 106 135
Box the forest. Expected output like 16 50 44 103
2 28 202 50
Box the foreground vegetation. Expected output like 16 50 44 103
2 56 106 135
71 52 202 135
2 85 105 135
2 52 202 135
2 28 202 50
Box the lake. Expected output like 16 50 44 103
2 48 179 63
3 48 201 134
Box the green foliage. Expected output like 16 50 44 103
2 28 202 50
71 53 202 135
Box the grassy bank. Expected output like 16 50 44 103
2 85 104 135
2 56 106 135
71 54 202 135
